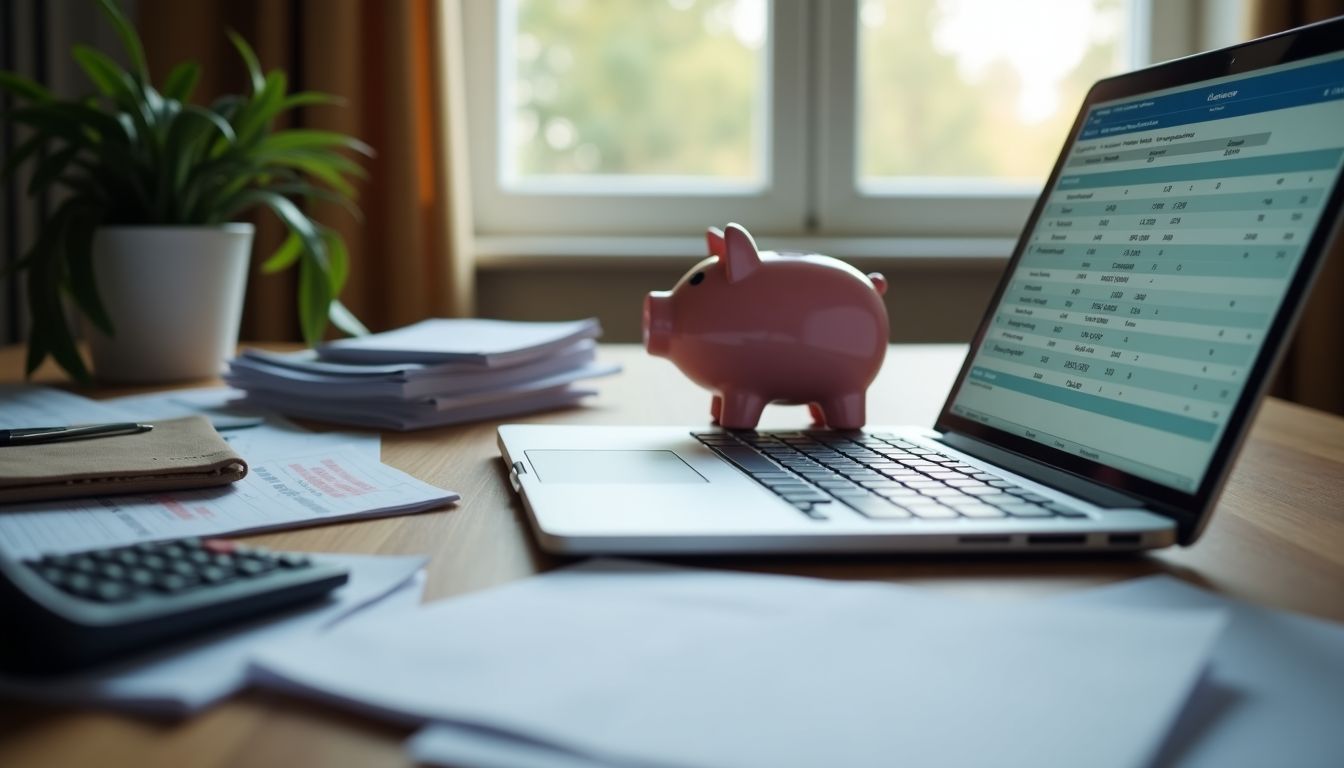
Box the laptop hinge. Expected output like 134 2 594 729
936 432 1145 509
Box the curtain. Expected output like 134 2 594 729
1254 0 1344 414
137 0 474 341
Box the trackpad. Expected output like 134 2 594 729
526 450 707 484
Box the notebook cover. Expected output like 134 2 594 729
0 415 248 504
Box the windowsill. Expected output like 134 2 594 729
473 235 1017 270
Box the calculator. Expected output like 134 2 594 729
0 537 349 676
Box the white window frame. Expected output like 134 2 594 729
464 0 1218 247
463 0 811 236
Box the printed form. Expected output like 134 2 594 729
0 445 458 558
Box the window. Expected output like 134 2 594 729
463 0 1227 243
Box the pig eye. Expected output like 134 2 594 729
689 271 705 286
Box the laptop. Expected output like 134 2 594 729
497 17 1344 555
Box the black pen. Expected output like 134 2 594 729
0 423 154 447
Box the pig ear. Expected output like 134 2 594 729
721 223 760 283
706 227 726 258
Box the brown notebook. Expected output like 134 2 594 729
0 415 248 504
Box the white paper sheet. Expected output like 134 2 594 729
0 445 458 558
239 385 597 431
1053 575 1344 768
0 554 426 717
0 384 131 427
229 341 599 399
252 560 1226 768
104 388 382 462
318 318 601 366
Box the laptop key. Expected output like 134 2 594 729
906 503 960 519
953 503 1006 518
714 446 782 473
842 495 913 519
1000 503 1054 517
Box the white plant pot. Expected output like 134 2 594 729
84 224 254 383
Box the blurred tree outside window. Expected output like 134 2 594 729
859 0 1131 185
505 0 1132 188
506 0 768 185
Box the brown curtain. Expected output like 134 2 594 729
1254 0 1344 414
137 0 474 341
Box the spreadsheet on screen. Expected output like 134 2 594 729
951 51 1344 492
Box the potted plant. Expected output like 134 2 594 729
0 0 370 383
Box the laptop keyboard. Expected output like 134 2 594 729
693 431 1091 522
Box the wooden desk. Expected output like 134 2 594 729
3 343 1342 767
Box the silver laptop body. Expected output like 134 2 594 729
498 20 1344 555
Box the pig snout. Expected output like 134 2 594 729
644 291 673 357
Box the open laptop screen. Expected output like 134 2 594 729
946 49 1344 494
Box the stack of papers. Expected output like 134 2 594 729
0 386 459 559
225 318 621 430
251 560 1230 768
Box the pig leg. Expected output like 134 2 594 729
710 395 723 425
718 391 767 430
808 402 827 428
818 392 866 430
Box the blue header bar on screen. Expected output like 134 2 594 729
1080 57 1344 140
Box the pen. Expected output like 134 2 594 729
0 423 154 447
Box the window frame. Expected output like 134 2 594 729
463 0 1211 244
462 0 811 236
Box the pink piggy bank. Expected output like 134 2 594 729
644 223 888 430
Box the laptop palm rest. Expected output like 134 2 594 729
526 450 708 484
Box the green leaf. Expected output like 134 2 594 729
227 29 266 95
9 105 95 146
322 228 349 292
72 45 136 100
234 70 288 147
267 152 356 197
262 231 303 273
328 300 369 337
260 129 375 157
27 145 82 196
164 106 237 205
163 61 201 102
64 209 114 336
1 133 46 180
297 252 333 346
0 71 52 102
25 206 92 381
232 189 328 270
281 91 345 110
94 0 150 84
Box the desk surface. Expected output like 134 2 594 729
2 343 1343 767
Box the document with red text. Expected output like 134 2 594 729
0 445 457 558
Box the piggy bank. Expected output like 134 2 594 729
643 223 888 430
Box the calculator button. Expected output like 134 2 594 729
237 559 274 576
65 573 94 596
154 574 192 593
37 567 66 585
200 566 231 584
278 554 312 569
98 563 127 581
128 569 156 588
93 582 133 603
